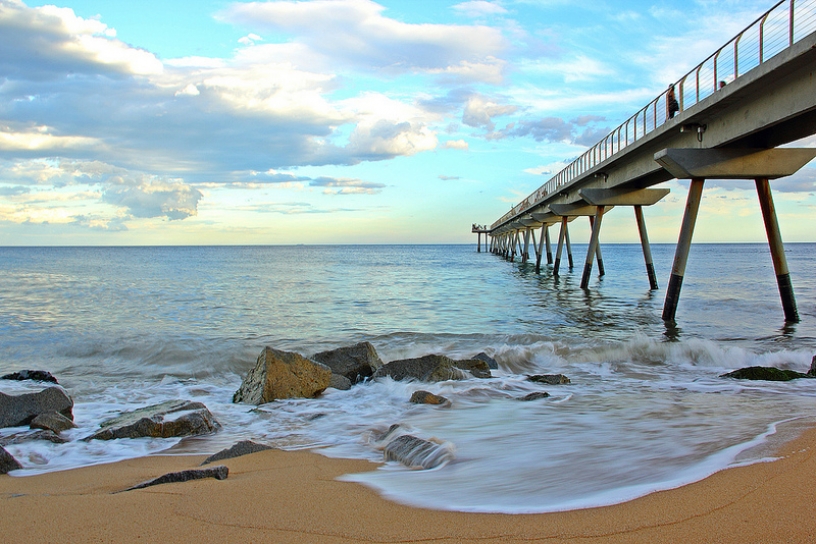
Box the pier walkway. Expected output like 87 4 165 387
476 0 816 323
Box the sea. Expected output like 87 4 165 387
1 243 815 513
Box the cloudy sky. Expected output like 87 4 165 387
1 0 813 245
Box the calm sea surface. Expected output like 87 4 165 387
1 244 815 512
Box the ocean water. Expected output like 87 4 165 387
1 243 815 513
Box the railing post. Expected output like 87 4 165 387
790 0 795 46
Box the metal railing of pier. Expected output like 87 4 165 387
492 0 816 230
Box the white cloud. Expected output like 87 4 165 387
220 0 507 82
453 1 508 17
444 139 469 150
462 95 518 130
0 125 100 152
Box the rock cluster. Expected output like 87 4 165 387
2 370 59 384
373 354 491 382
0 387 74 429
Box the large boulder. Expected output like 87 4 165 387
0 446 22 474
721 366 811 381
233 347 331 404
373 354 491 382
311 342 383 383
87 400 220 440
0 387 73 429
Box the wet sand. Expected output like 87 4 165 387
2 426 816 543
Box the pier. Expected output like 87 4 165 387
475 0 816 323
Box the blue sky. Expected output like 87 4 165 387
1 0 813 245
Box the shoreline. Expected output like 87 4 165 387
3 422 816 542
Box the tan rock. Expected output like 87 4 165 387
233 347 331 404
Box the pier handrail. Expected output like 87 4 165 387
492 0 816 230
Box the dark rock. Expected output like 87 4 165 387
329 373 352 391
87 400 220 441
368 424 403 444
119 466 228 492
383 435 454 469
311 342 383 383
473 352 499 370
409 390 451 407
721 366 811 381
0 430 67 446
808 355 816 378
0 446 23 474
1 370 58 384
201 441 274 465
233 347 331 404
519 391 550 401
0 387 74 429
527 374 571 385
373 354 491 382
30 411 76 433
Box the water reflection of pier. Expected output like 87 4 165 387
475 0 816 324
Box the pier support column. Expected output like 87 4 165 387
663 178 705 321
554 217 567 276
535 226 546 273
477 232 482 253
634 206 659 290
564 222 574 269
756 178 799 322
581 206 606 289
521 228 531 264
588 215 605 277
545 226 553 265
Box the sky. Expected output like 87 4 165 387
0 0 813 245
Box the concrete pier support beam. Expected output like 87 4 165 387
588 215 605 277
756 178 799 322
635 206 659 290
521 228 531 264
565 222 574 269
535 226 546 273
581 206 606 289
663 178 705 321
554 217 568 277
545 226 553 265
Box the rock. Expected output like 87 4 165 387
233 347 331 404
0 430 67 446
329 373 352 391
119 466 228 492
30 411 76 433
383 435 455 469
808 355 816 378
87 400 220 441
527 374 571 385
201 441 274 465
721 366 811 381
519 391 550 401
473 352 499 370
409 390 451 407
0 387 74 429
373 354 491 382
311 342 383 383
1 370 58 384
0 446 23 474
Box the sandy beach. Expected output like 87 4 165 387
2 423 815 543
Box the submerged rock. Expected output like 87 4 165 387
808 355 816 378
473 352 499 370
720 366 812 381
311 342 383 383
201 441 274 465
409 390 451 407
374 354 491 382
30 411 76 433
527 374 571 385
1 370 58 384
0 430 67 446
519 391 550 401
233 347 331 404
88 400 220 440
0 446 22 474
119 466 228 492
0 387 74 429
383 435 455 469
